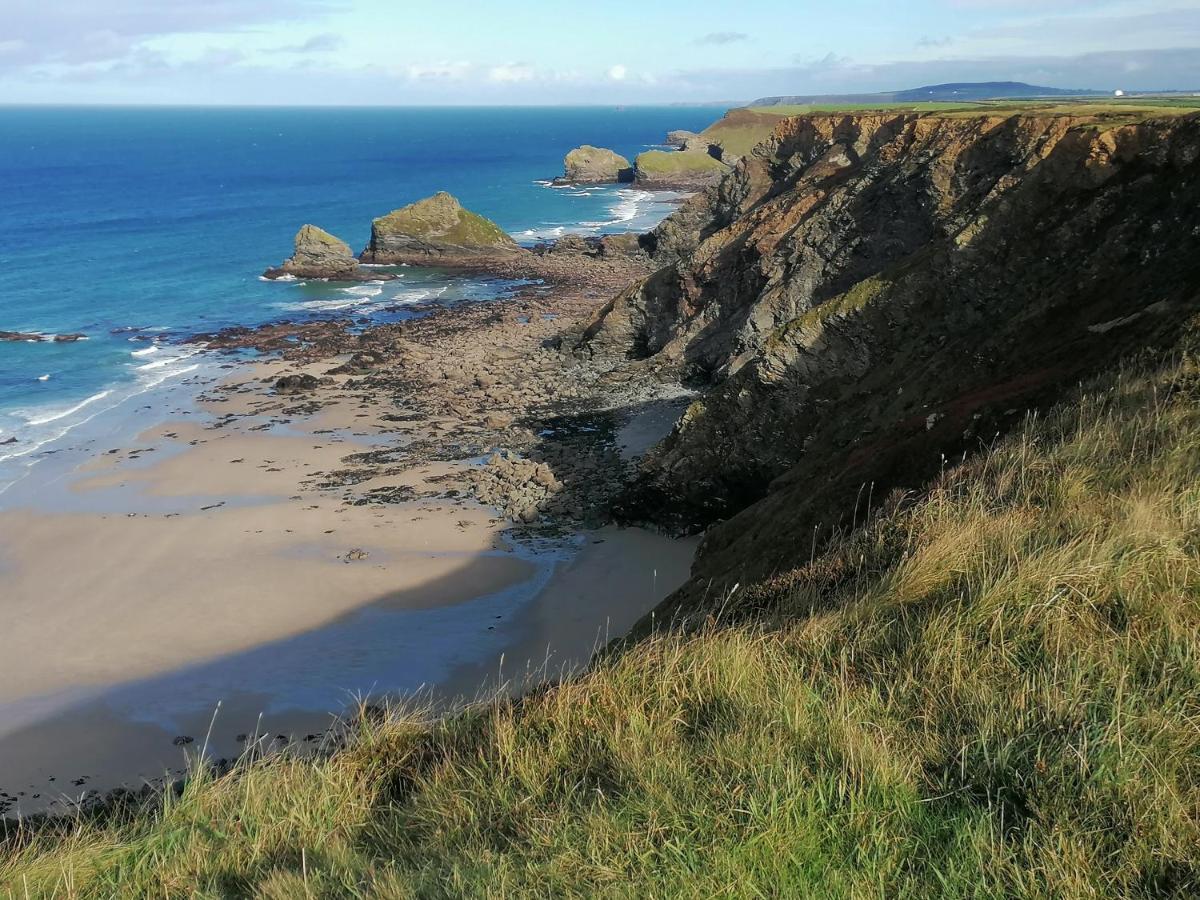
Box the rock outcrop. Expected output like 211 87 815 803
634 149 729 189
359 192 522 266
536 232 646 260
559 146 633 184
634 109 797 189
666 130 702 149
580 109 1200 593
0 331 86 342
263 224 385 281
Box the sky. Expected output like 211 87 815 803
1 0 1198 105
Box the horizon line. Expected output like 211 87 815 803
0 100 744 110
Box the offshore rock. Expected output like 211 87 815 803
263 225 387 281
559 145 633 184
359 192 522 266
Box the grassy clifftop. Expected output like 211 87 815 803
702 98 1200 160
5 351 1199 896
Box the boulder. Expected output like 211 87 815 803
263 225 387 281
360 192 522 266
597 232 645 258
559 145 634 184
274 373 324 394
546 234 593 255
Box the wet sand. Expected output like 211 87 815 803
0 278 698 816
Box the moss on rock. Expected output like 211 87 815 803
362 192 520 264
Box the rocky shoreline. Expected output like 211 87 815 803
0 235 698 819
209 242 688 536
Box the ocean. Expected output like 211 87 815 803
0 105 721 493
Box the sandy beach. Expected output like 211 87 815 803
0 266 697 816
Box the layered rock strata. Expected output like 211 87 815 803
578 110 1200 594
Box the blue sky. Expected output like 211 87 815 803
1 0 1198 104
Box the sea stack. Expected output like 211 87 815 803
263 224 385 281
558 145 634 184
360 192 522 266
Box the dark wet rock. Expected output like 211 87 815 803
53 333 87 342
327 351 387 375
274 373 325 394
171 736 194 746
193 319 355 354
0 331 45 342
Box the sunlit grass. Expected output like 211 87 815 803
4 354 1199 897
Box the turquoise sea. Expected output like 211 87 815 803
0 105 721 493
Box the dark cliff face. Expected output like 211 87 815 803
581 110 1200 597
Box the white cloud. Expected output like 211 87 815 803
0 0 341 71
694 32 750 46
272 32 344 54
607 64 627 81
488 62 535 83
404 60 473 81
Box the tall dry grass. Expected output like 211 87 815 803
4 355 1199 898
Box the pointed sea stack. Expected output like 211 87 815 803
263 224 388 281
359 192 522 266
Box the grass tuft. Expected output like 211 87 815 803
4 354 1200 897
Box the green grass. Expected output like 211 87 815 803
747 102 985 116
634 148 729 181
749 100 1200 122
690 100 1200 166
4 353 1200 897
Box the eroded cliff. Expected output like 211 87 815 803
582 109 1200 597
